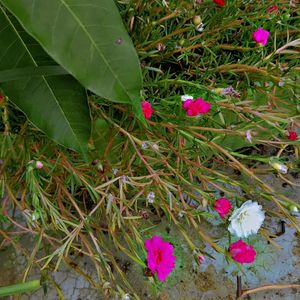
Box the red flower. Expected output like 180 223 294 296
288 131 298 141
0 94 3 103
213 0 225 7
141 101 153 120
182 98 210 117
214 198 232 218
267 5 279 14
229 240 256 264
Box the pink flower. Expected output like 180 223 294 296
288 131 298 141
229 240 256 264
246 130 252 143
182 98 210 117
144 236 176 281
252 28 270 46
193 98 211 114
214 198 232 218
182 99 193 110
141 101 153 119
36 161 44 169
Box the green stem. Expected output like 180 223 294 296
0 280 41 297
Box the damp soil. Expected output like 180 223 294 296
0 173 299 300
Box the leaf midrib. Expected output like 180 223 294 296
59 0 131 101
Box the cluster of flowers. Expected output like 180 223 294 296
144 199 265 281
141 2 297 283
214 199 265 264
141 18 272 119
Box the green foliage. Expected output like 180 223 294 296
1 0 144 119
0 1 299 299
0 7 91 153
0 0 144 152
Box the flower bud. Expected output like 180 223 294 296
122 294 130 300
193 15 202 26
288 205 299 213
271 162 288 174
179 38 185 46
198 255 205 264
96 162 103 171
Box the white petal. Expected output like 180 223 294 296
181 95 193 102
228 200 265 238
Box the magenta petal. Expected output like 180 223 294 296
144 236 176 281
183 99 193 110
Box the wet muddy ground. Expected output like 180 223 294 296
0 172 299 300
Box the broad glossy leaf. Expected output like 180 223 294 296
1 0 143 110
0 66 68 82
0 8 91 153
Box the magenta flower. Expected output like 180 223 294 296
144 235 176 281
141 101 153 119
252 28 270 46
229 240 256 264
214 198 232 218
182 98 210 117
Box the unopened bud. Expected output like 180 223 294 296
288 205 299 213
271 161 288 174
122 294 130 300
193 15 202 26
179 38 185 46
198 255 205 264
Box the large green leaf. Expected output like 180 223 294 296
0 8 91 153
0 0 143 116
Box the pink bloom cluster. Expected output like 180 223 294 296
252 28 270 46
214 198 232 218
228 240 256 264
144 236 176 281
182 97 211 117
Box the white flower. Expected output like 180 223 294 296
181 95 193 102
228 200 265 238
147 192 155 204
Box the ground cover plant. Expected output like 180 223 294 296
0 0 299 299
